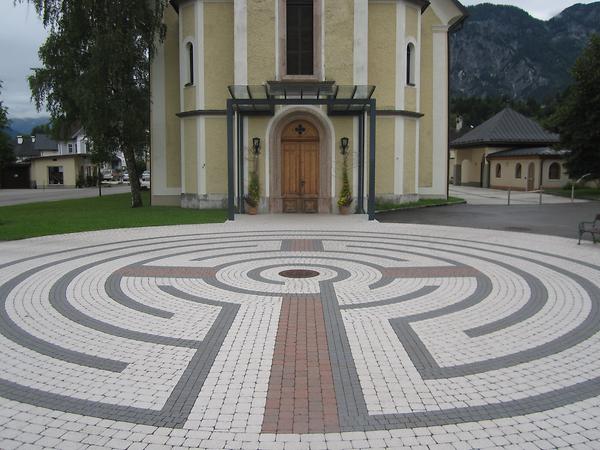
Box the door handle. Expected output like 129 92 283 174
300 179 305 194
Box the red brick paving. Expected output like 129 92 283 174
283 240 324 252
262 295 340 434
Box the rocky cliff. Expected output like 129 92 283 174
450 2 600 100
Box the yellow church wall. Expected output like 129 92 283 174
205 117 228 195
248 0 276 84
183 118 198 193
330 117 354 197
164 7 181 189
406 6 419 38
325 0 353 84
404 118 416 193
418 7 439 189
368 3 396 109
247 117 270 197
375 118 395 195
204 3 234 110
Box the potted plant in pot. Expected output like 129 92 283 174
245 171 260 215
338 155 353 215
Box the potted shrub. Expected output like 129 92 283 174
245 171 260 215
337 156 353 215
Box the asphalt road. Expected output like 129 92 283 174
0 185 131 207
376 202 600 241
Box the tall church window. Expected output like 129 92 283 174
407 43 416 86
286 0 314 76
186 42 194 85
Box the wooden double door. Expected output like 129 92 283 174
281 121 320 213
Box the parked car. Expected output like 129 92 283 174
122 171 129 183
101 169 113 181
140 170 151 189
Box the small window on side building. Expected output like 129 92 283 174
495 163 502 178
549 162 561 180
515 163 522 179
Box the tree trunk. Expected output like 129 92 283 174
97 166 102 197
123 147 143 208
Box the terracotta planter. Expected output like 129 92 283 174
339 205 352 215
246 205 258 215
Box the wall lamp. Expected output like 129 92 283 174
340 137 350 155
252 137 261 155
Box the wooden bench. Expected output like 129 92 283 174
578 214 600 245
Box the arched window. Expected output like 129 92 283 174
186 42 194 85
407 43 416 86
515 163 522 179
549 162 561 180
495 163 502 178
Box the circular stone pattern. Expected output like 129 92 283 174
278 269 320 279
0 223 600 449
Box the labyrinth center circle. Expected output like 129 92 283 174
0 226 599 441
278 269 320 278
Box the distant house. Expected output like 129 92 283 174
450 108 569 190
9 134 95 188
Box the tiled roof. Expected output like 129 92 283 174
487 147 571 159
11 134 58 158
451 108 560 148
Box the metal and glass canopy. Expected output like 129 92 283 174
225 81 377 222
227 82 376 115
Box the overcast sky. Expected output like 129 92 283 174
0 1 598 119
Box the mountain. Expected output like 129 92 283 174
450 2 600 100
6 117 51 138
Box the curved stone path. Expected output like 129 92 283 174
0 220 599 449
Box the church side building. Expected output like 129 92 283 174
151 0 467 218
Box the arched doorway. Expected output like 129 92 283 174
280 120 320 213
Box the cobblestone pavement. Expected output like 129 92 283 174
1 218 600 449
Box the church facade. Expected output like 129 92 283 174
150 0 467 219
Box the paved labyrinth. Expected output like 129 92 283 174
1 220 600 449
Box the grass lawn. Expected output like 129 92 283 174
0 192 227 241
376 196 465 212
545 187 600 201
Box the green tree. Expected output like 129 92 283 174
31 122 52 136
21 0 168 207
550 35 600 180
0 81 15 175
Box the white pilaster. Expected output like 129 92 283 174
234 0 248 85
196 0 206 195
353 0 368 85
179 7 188 194
428 25 450 195
414 3 422 194
394 0 406 196
151 37 177 196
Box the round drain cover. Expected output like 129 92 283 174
279 269 320 279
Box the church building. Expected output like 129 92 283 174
150 0 467 219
